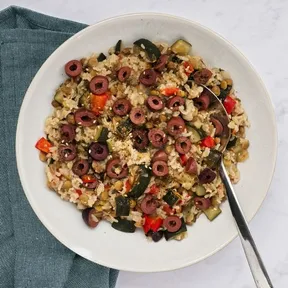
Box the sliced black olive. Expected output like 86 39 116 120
164 218 187 240
72 159 89 176
198 168 216 184
89 142 109 161
58 144 77 162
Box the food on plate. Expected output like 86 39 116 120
36 38 249 241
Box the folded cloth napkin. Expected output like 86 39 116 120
0 6 119 288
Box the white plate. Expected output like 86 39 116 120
16 13 277 272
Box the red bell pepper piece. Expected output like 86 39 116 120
161 87 179 96
75 189 82 196
91 93 108 114
35 137 52 153
223 95 236 114
125 179 132 192
201 136 215 148
148 184 160 195
143 215 163 234
179 154 188 166
81 174 97 183
183 61 194 76
163 204 174 216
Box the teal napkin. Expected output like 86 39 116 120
0 6 119 288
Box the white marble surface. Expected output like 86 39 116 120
1 0 287 287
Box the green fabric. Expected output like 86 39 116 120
0 6 118 288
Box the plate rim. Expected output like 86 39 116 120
15 12 278 272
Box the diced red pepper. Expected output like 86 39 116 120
223 95 237 114
91 93 108 115
143 215 163 234
161 87 179 96
183 61 194 76
148 184 160 195
35 137 52 153
81 174 97 183
75 189 82 196
163 204 174 216
179 154 188 166
201 136 215 148
125 179 132 192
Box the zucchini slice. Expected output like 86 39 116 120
133 38 161 62
164 218 187 240
97 53 106 62
127 165 151 198
97 127 109 143
226 136 237 149
112 218 136 233
117 118 133 138
54 91 64 105
163 190 180 206
106 138 113 152
195 185 206 196
187 126 206 143
171 55 183 63
94 126 103 141
171 39 192 56
218 85 232 101
115 40 122 54
115 195 130 217
204 206 222 221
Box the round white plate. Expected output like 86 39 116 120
16 13 277 272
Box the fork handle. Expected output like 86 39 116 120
219 161 273 288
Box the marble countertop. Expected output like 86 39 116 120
1 0 287 287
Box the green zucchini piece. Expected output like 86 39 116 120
187 126 201 143
98 127 109 143
171 55 183 63
79 92 90 108
133 38 161 62
205 150 222 168
218 85 232 101
94 126 103 141
54 91 64 105
106 138 113 152
171 39 192 56
127 165 151 198
163 190 180 206
112 218 136 233
195 185 206 196
117 118 133 138
115 40 122 54
164 218 187 240
115 195 130 217
226 136 237 149
204 206 222 221
97 53 106 62
187 125 206 143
